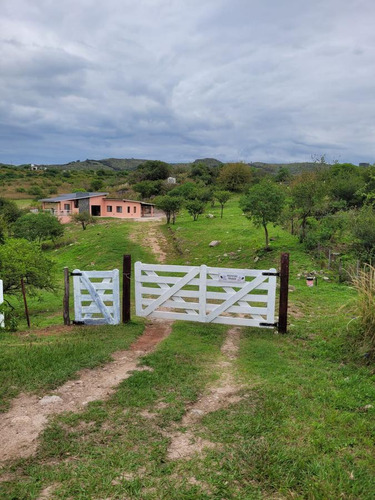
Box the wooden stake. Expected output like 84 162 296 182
63 267 70 325
278 253 289 334
122 255 131 323
20 278 30 328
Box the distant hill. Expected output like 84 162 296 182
3 158 351 176
35 158 148 172
192 158 223 168
249 161 329 175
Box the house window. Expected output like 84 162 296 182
134 206 137 213
107 206 112 212
64 204 70 211
127 206 130 214
116 206 122 213
74 200 79 208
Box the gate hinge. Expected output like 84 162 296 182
262 271 280 277
259 321 278 328
72 320 85 325
70 272 82 276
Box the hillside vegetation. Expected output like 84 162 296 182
1 158 375 498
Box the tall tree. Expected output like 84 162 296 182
12 213 64 243
72 211 96 230
155 195 183 224
215 190 231 218
240 180 285 249
290 171 327 241
218 163 252 192
185 200 206 221
0 239 55 295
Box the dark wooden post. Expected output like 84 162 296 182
278 253 289 334
122 255 131 323
63 267 70 325
20 278 31 328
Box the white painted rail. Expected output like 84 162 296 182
73 269 120 325
135 262 277 328
0 279 4 328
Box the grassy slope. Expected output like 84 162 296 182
1 200 375 498
0 219 156 411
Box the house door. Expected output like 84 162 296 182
91 205 101 216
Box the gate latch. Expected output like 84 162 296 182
262 271 280 276
70 272 82 276
259 322 278 328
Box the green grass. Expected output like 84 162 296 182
0 322 228 499
13 198 35 208
1 197 375 498
13 218 156 329
0 321 144 412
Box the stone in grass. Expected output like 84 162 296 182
206 214 215 219
209 240 221 247
39 395 63 406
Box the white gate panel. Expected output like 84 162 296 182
73 269 120 325
135 262 277 328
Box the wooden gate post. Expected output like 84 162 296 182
278 253 289 334
63 267 70 325
122 255 131 323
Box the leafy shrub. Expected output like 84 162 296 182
12 212 64 243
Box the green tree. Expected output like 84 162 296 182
155 195 183 224
12 213 64 243
131 160 170 183
90 178 104 191
275 166 292 184
240 180 285 249
0 239 55 295
185 200 206 221
169 182 199 200
218 163 252 192
326 163 364 207
352 205 375 261
0 198 22 224
133 180 163 199
215 190 231 218
72 211 96 230
190 162 216 185
290 171 328 241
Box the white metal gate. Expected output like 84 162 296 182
135 262 277 328
73 269 120 325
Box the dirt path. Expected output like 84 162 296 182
167 326 243 460
0 320 172 464
130 220 168 263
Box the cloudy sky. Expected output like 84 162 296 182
1 0 374 165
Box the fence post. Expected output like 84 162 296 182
0 279 4 328
278 253 289 334
122 255 131 323
63 267 70 325
21 278 31 328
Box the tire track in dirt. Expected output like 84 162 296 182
167 326 243 460
0 320 172 464
129 220 168 263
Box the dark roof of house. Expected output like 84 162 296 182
39 192 108 202
105 198 155 206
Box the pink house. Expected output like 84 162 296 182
40 192 154 223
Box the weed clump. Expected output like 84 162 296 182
352 264 375 360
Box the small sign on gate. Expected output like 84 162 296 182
219 273 245 283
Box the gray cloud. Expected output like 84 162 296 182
1 0 375 165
